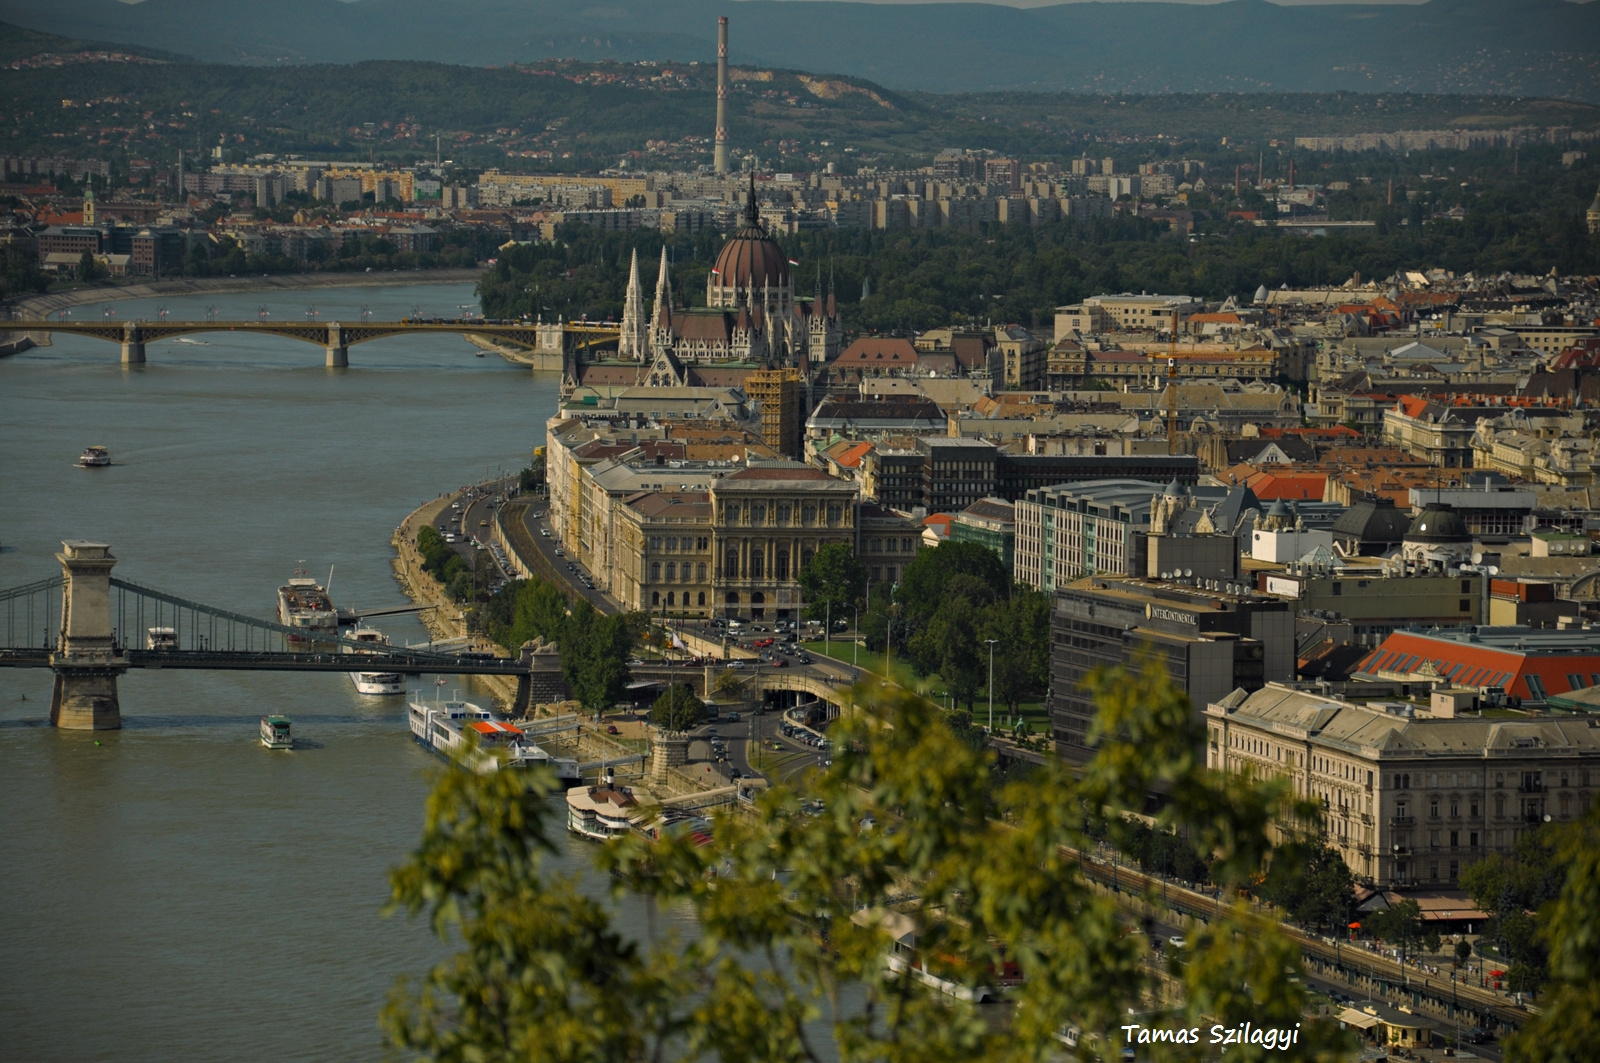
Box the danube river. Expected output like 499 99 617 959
0 284 692 1062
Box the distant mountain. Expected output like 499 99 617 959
1 0 1598 99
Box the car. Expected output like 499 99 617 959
796 654 812 665
728 768 742 780
707 729 720 739
606 724 620 735
771 658 789 668
554 548 563 556
1167 936 1187 950
726 711 740 723
1465 1028 1494 1045
752 625 768 632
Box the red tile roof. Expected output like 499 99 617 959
1356 630 1600 702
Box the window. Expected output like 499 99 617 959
1459 599 1471 612
1570 675 1587 691
1450 830 1459 847
697 592 706 606
697 563 707 581
725 554 739 578
1495 795 1505 818
1525 674 1547 700
1470 799 1478 817
750 552 764 579
1449 860 1459 881
1469 832 1478 847
1331 582 1342 596
651 591 660 606
1430 798 1440 818
650 562 661 581
666 562 676 581
1461 579 1472 593
1450 799 1459 817
666 592 675 607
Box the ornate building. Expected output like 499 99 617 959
618 178 840 389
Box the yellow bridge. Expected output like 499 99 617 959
9 319 621 367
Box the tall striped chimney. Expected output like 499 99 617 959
714 16 730 175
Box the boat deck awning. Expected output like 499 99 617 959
1338 1009 1382 1031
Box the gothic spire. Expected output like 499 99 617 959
618 247 648 362
652 245 671 323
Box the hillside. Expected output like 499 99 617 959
0 0 1597 100
4 35 1599 172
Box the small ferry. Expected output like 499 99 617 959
408 693 580 779
342 626 405 695
277 566 337 646
78 445 110 468
260 715 293 750
145 626 178 651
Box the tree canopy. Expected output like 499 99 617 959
384 663 1360 1063
648 683 705 732
796 542 866 625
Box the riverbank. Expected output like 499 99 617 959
5 267 482 318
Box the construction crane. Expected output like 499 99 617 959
1165 310 1179 455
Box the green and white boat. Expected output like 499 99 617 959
259 715 293 750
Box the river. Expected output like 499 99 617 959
0 283 695 1062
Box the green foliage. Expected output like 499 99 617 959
1368 899 1423 954
1455 937 1473 966
0 242 48 299
710 667 745 700
1461 825 1565 994
1505 805 1600 1062
560 602 635 714
796 542 866 624
1260 843 1357 934
416 525 468 592
386 663 1358 1063
648 683 705 732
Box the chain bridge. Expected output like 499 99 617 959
9 319 621 367
0 541 539 729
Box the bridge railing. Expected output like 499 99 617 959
0 576 63 650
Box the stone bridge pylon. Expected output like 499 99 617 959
49 541 126 730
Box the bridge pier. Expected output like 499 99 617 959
325 346 348 368
121 322 145 365
49 541 125 730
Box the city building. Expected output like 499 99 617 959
1206 683 1600 887
1048 576 1294 759
919 438 999 513
1353 625 1600 706
1258 561 1482 639
949 497 1015 569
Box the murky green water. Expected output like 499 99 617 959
0 283 692 1062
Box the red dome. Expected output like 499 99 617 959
710 175 790 290
712 224 790 290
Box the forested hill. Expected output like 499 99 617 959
5 28 1599 172
1 0 1598 100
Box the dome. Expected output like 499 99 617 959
711 177 790 292
1405 502 1469 544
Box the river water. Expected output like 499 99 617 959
0 283 694 1062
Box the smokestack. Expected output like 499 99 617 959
714 16 730 175
1287 158 1295 191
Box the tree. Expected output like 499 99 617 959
981 587 1051 713
796 542 865 624
385 662 1359 1063
1262 843 1357 934
1454 937 1472 967
648 683 705 731
1461 825 1563 995
1504 804 1600 1061
709 667 744 700
1370 899 1423 963
77 249 100 282
560 602 634 714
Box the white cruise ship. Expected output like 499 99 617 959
342 626 405 695
407 694 580 781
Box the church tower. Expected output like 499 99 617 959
618 248 648 362
1587 185 1600 235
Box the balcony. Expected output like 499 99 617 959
1517 783 1547 794
1362 813 1373 825
1389 816 1415 826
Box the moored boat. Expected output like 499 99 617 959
565 784 640 841
407 693 580 779
277 567 337 646
78 445 110 468
260 715 293 749
342 625 404 694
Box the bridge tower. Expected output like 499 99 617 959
49 541 126 730
325 321 348 368
121 322 145 365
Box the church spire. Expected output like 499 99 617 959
652 245 671 323
618 247 648 362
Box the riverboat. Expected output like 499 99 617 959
565 784 640 841
77 445 110 468
260 715 293 750
342 626 405 695
277 567 337 646
407 694 580 780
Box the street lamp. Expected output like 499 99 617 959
985 638 998 733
